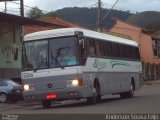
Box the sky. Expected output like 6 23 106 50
24 0 160 12
0 0 160 14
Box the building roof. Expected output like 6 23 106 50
24 17 83 35
112 17 151 34
0 12 63 27
39 17 83 28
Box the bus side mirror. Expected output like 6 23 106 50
79 39 85 48
79 39 87 58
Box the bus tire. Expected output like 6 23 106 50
120 80 135 98
42 100 52 108
87 80 100 104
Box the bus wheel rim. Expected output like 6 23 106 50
130 84 134 95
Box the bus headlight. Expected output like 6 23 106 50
24 85 29 91
67 79 83 87
23 84 34 91
72 80 79 86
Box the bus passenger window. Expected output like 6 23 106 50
88 39 96 56
95 40 105 57
95 41 101 57
104 41 112 57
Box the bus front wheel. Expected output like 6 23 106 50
87 81 100 104
42 100 52 108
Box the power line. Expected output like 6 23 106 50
79 0 96 5
70 0 89 7
58 1 75 8
70 0 98 8
2 0 136 15
0 6 20 9
0 7 20 13
88 3 98 8
9 1 48 13
101 0 120 23
102 2 137 13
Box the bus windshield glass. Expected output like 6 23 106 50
23 36 79 71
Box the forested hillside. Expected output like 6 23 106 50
39 7 160 33
127 11 160 33
55 7 132 30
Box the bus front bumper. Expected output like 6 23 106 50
23 87 92 102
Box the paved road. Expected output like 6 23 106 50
0 84 160 114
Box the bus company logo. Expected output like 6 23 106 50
110 60 132 68
23 73 33 79
47 83 53 88
93 59 107 70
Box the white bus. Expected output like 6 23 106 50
22 28 143 108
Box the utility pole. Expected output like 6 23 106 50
20 0 24 17
4 0 7 13
97 0 102 32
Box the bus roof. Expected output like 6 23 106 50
24 28 138 46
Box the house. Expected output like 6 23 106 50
0 12 64 83
24 17 83 35
108 18 160 80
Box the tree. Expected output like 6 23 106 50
26 6 44 19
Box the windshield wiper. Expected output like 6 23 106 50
33 52 48 72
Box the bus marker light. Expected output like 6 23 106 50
46 94 57 99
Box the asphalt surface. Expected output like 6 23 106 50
0 84 160 114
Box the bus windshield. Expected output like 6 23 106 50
23 36 79 71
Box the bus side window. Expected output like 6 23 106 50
126 46 131 59
135 47 140 59
130 46 134 59
119 44 123 58
95 41 100 57
95 40 105 57
131 47 138 60
123 45 127 58
88 39 96 56
104 41 112 57
112 43 121 58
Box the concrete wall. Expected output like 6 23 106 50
109 19 160 80
110 19 160 64
0 68 21 79
110 20 141 43
0 22 22 79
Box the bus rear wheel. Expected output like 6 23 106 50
120 81 135 98
42 100 52 108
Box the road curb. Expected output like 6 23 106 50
144 80 160 85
